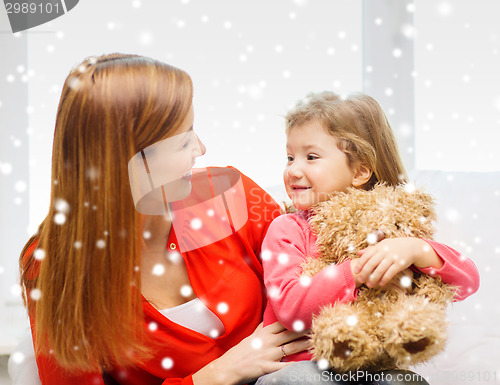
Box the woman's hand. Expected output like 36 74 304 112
192 322 310 385
352 237 443 288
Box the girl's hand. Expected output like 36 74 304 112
376 269 414 294
192 322 310 385
352 237 443 288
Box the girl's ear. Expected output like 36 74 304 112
352 163 372 188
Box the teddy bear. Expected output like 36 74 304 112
302 183 457 373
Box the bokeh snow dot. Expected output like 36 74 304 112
30 288 42 301
261 249 272 261
217 302 229 314
162 357 174 369
34 248 46 260
445 208 461 223
54 213 66 225
180 285 193 297
404 183 416 193
437 2 452 16
10 352 25 364
55 198 70 213
68 77 80 90
14 181 27 193
278 253 289 264
366 232 378 245
10 284 22 297
268 286 280 299
251 337 263 349
299 275 311 287
149 322 158 331
400 276 412 288
96 239 106 249
152 264 165 276
190 218 202 230
317 359 329 370
347 315 358 326
0 163 13 175
168 251 182 264
293 320 305 332
139 31 153 45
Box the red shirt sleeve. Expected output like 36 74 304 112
417 239 480 301
30 336 104 384
35 350 197 385
162 377 194 385
262 213 357 330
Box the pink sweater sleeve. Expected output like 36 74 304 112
417 239 480 301
262 214 357 330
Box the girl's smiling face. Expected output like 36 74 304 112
284 119 368 210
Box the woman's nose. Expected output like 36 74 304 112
193 134 206 158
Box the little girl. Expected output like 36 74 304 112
257 92 480 385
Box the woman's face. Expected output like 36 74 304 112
128 105 207 214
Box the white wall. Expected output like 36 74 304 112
414 1 500 171
23 0 363 230
0 8 30 355
0 0 363 353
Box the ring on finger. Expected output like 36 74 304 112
280 345 287 358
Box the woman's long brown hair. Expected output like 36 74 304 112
19 53 193 372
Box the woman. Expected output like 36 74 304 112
18 53 309 384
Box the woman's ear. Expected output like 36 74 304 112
351 163 372 188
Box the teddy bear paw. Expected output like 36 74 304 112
402 337 431 354
332 340 353 359
311 304 382 372
381 298 447 366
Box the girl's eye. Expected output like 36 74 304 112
287 155 294 162
307 154 319 160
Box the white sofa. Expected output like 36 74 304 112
408 171 500 384
9 171 499 384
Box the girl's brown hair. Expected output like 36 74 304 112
285 91 407 189
20 53 193 372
